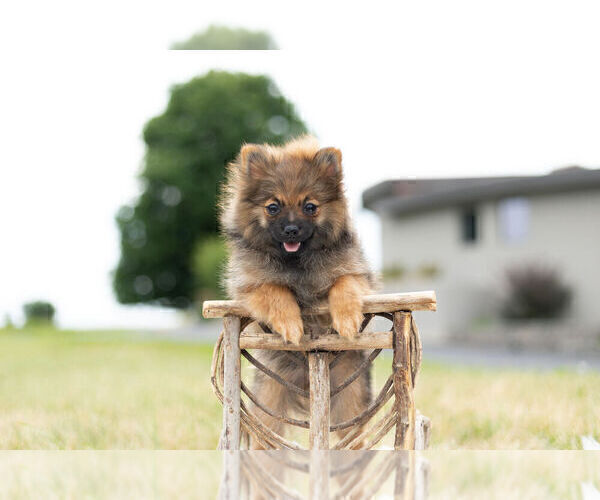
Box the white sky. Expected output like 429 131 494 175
2 0 600 328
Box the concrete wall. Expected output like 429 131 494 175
378 189 600 345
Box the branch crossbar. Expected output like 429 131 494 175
203 290 436 318
240 330 393 351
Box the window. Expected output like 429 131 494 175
498 197 529 243
461 207 478 243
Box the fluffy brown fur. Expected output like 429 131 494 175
219 136 376 448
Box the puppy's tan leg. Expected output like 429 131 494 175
243 284 303 344
330 352 371 445
248 374 289 450
329 275 371 339
330 354 372 494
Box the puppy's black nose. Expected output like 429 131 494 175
283 224 299 237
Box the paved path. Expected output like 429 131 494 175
424 344 600 371
118 324 600 371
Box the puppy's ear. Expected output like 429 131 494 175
313 147 342 178
240 144 270 178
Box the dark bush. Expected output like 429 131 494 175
501 265 572 320
3 314 14 329
23 301 56 326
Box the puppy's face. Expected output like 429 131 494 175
233 144 349 259
263 194 317 253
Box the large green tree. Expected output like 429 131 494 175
113 71 307 308
171 25 278 50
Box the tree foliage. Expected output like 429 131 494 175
113 71 307 308
192 235 228 300
171 25 277 50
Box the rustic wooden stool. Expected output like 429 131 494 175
203 290 436 452
237 449 430 499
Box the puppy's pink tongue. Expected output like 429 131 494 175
283 242 301 253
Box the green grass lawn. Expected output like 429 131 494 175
1 327 598 449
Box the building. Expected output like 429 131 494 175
363 167 600 349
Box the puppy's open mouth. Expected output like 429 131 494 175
283 242 301 253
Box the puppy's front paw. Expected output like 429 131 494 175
244 283 304 345
271 314 304 345
330 296 364 339
329 275 369 339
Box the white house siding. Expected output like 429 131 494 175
379 190 600 344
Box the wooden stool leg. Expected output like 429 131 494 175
393 451 414 499
310 450 329 500
309 352 330 500
415 414 431 450
393 311 416 450
218 451 240 500
218 316 241 500
308 352 330 449
219 315 241 450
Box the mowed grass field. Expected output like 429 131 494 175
1 327 599 449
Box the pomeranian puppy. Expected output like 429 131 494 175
220 136 376 447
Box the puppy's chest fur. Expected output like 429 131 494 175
273 263 333 308
227 231 374 310
234 248 342 307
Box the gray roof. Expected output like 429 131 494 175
362 166 600 216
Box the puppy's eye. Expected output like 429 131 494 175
303 203 318 216
266 203 280 216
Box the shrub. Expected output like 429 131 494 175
23 301 56 326
501 265 572 320
417 263 441 279
382 265 406 281
3 314 14 329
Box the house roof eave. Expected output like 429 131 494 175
363 169 600 217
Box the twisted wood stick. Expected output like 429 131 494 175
263 450 310 473
241 381 309 428
330 348 382 398
327 311 374 373
361 408 399 450
333 453 395 500
344 406 397 450
212 332 303 449
329 451 376 477
241 455 304 500
330 375 394 432
410 315 422 385
241 349 309 398
334 452 398 500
